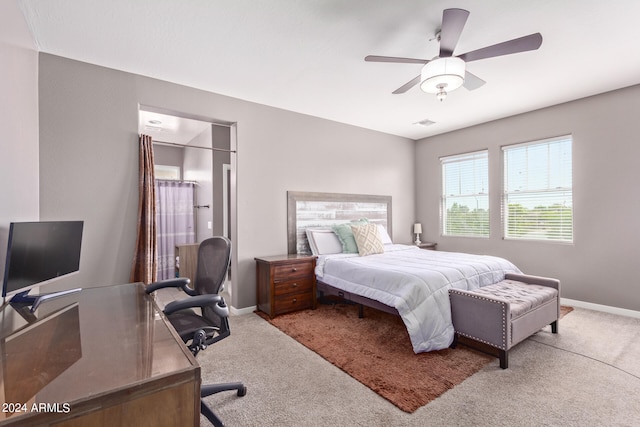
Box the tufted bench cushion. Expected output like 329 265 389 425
449 273 560 369
465 279 558 319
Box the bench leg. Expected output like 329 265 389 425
450 333 458 349
551 320 558 334
499 349 508 369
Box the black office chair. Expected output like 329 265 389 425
146 236 246 427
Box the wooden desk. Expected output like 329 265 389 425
0 283 200 426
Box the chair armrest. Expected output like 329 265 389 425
164 295 229 318
145 277 195 295
449 289 511 350
504 273 560 292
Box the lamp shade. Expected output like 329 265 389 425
420 57 465 94
413 223 422 234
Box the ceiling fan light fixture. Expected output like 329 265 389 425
420 57 465 96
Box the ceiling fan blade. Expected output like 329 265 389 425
392 75 421 94
458 33 543 63
365 55 429 64
463 71 486 91
439 8 470 57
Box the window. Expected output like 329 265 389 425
441 150 489 237
502 135 573 242
154 164 181 180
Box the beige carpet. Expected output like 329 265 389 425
258 303 491 412
258 302 574 413
198 305 640 427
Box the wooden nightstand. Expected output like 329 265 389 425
416 242 437 250
255 254 317 318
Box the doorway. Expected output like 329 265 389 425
138 106 236 293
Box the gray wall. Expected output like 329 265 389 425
153 144 184 177
0 3 39 282
5 36 638 312
415 85 640 311
183 134 214 242
212 125 231 238
38 54 416 309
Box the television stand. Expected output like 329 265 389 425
11 287 83 312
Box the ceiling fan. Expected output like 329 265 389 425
365 8 542 101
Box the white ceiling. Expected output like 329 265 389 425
139 110 211 146
18 0 640 140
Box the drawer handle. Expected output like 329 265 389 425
292 298 297 303
291 267 298 272
292 282 298 287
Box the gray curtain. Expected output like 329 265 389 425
155 180 196 280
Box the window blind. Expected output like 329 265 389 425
441 150 489 237
502 135 573 242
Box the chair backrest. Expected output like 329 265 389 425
192 236 232 333
194 236 232 296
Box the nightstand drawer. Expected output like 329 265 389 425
255 254 317 318
274 278 313 296
273 262 314 282
274 292 314 315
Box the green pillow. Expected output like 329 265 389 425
332 219 369 253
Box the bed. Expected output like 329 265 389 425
286 191 521 353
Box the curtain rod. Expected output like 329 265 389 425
155 178 198 185
151 139 236 153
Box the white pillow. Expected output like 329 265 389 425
377 224 393 245
306 228 343 255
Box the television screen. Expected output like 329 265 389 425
2 221 83 297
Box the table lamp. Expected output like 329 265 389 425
413 223 422 245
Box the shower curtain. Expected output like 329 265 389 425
155 180 196 280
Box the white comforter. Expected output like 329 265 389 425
316 244 521 353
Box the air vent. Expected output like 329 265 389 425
414 118 436 127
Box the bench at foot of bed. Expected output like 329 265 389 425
448 273 560 369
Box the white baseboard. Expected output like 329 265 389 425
230 305 257 316
561 297 640 319
221 288 257 316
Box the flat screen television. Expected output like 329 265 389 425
2 221 84 311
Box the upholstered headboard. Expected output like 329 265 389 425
287 191 392 255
